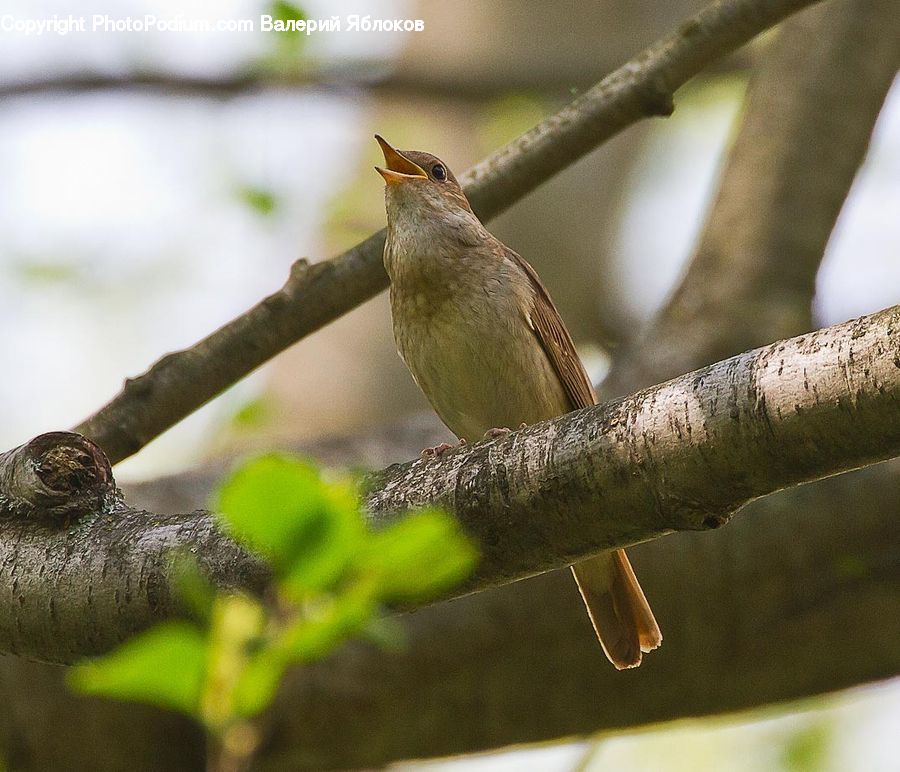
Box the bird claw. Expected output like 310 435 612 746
483 423 527 439
421 438 467 457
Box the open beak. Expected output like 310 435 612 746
374 134 427 184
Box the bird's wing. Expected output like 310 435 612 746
504 245 597 410
502 249 659 670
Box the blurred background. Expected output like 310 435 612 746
0 0 898 769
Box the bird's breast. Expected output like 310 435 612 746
390 274 570 441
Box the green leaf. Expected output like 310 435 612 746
271 0 306 28
359 510 478 603
280 580 378 662
231 651 286 719
781 721 832 772
278 478 366 598
237 186 278 217
229 396 273 429
171 554 215 625
214 455 364 594
69 622 206 716
214 455 332 571
269 0 307 52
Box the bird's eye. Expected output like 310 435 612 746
431 164 447 181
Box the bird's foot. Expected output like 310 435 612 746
421 438 467 458
483 423 527 439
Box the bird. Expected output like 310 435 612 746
374 135 661 669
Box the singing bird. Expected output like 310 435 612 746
375 135 661 668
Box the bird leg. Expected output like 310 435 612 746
421 437 467 457
483 423 528 439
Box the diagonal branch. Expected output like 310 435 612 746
3 305 898 663
605 0 900 395
72 0 824 465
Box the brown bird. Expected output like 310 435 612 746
375 135 661 669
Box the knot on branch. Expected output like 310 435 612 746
0 432 119 524
639 77 675 118
701 513 731 530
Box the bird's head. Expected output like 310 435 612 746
375 135 481 245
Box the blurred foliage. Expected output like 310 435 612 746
70 622 207 716
263 0 309 72
578 705 843 772
70 454 476 770
236 185 279 217
270 0 306 29
10 257 82 286
833 553 868 580
476 92 548 154
228 396 274 431
781 721 832 772
323 169 385 249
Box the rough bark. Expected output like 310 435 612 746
0 433 115 523
260 460 900 770
0 440 266 663
1 306 898 665
72 0 824 465
366 306 900 593
4 463 898 771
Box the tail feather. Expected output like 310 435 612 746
571 549 661 669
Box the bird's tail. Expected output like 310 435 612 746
570 549 662 669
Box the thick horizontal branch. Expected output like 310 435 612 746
73 0 823 465
365 305 900 592
276 458 900 769
0 478 265 663
3 463 898 770
3 305 898 663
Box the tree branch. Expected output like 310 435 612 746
365 306 900 593
3 306 898 663
0 68 524 102
0 49 753 102
0 440 265 662
0 433 115 522
72 0 824 465
605 0 900 395
270 458 900 770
